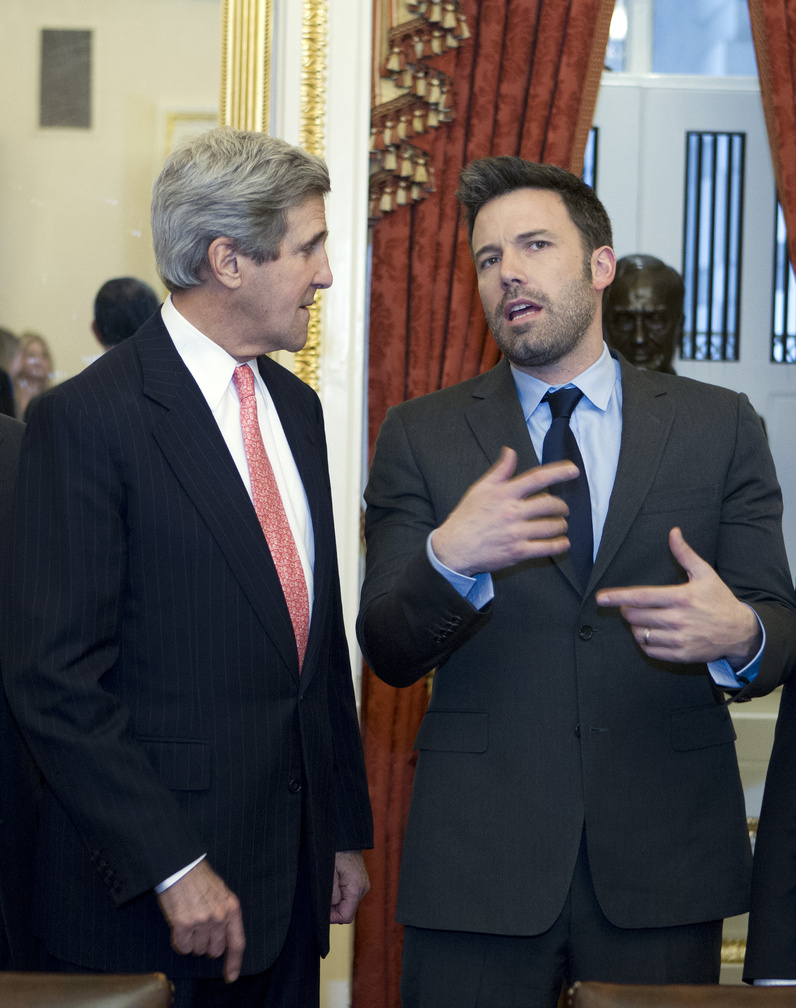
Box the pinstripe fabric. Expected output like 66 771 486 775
0 414 45 969
0 314 372 978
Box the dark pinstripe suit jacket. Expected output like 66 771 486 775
0 413 45 970
1 313 372 977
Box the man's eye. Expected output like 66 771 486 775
480 256 499 269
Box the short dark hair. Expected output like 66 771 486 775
456 156 613 255
94 277 160 347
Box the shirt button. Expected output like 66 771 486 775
288 778 302 794
578 625 593 641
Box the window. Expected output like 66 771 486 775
681 131 744 361
772 202 796 363
583 128 598 191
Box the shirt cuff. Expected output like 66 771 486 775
754 980 796 986
155 853 206 893
426 533 494 610
707 604 764 689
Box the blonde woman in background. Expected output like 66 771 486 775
10 333 53 421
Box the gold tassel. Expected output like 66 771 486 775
382 119 394 146
379 186 395 213
412 33 425 60
397 114 409 140
428 2 442 23
446 32 459 48
428 77 441 105
442 3 457 29
396 181 409 206
413 157 429 184
456 12 470 40
371 124 387 151
414 70 427 97
383 146 398 171
431 29 444 54
412 108 426 133
427 107 439 129
437 85 451 112
386 45 404 74
399 151 414 177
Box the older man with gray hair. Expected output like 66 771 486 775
2 127 372 1008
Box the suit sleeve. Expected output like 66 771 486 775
1 390 205 905
714 394 796 700
357 403 492 687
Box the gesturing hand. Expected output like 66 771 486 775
596 527 761 668
431 447 578 577
157 859 246 984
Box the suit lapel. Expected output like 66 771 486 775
135 317 301 676
463 359 539 471
463 358 585 592
588 356 675 592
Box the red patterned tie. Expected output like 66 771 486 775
233 364 309 669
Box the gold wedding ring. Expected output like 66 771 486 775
644 627 651 645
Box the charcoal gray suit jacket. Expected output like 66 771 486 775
358 352 796 936
2 313 372 977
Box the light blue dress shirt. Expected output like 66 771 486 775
427 344 761 687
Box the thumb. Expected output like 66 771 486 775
669 526 710 580
481 446 518 485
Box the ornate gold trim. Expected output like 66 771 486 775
721 938 746 964
294 0 328 391
219 0 273 133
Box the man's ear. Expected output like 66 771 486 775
207 237 243 289
592 246 616 292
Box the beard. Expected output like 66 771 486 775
486 271 597 371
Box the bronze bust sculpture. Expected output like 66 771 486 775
603 254 684 374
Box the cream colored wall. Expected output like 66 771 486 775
0 0 221 380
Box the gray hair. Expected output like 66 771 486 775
151 127 331 292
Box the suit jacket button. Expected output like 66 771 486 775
288 778 302 794
578 625 593 641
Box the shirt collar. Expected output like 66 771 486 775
162 295 262 411
511 342 618 421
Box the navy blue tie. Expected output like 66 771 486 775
541 387 593 589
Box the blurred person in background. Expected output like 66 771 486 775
92 277 160 351
10 333 53 421
0 328 18 417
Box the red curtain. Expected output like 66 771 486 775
748 0 796 270
352 3 615 1005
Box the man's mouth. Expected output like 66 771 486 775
504 299 542 322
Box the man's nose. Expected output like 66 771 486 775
499 250 528 288
633 313 647 345
315 250 333 290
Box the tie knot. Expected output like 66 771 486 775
233 364 255 400
543 386 583 420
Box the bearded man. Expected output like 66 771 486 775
357 156 796 1008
